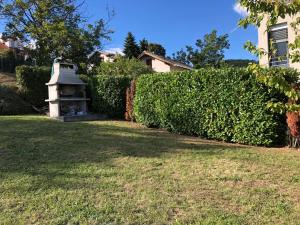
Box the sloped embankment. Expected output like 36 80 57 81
0 72 18 89
0 72 33 115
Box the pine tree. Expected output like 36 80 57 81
123 32 140 59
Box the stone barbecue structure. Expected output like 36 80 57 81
46 60 94 121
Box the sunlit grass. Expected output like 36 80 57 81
0 116 300 224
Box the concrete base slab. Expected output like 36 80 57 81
52 114 108 122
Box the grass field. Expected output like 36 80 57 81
1 116 300 224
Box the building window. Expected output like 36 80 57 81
268 23 289 67
146 58 152 67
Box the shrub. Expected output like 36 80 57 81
96 56 152 79
0 49 25 73
78 74 93 111
16 66 51 107
0 85 33 115
90 75 130 118
89 56 152 118
134 68 287 146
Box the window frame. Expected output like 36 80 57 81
268 23 289 67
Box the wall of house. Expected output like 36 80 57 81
0 39 21 49
0 42 8 50
140 55 190 72
100 53 115 63
152 58 171 72
140 57 171 73
258 13 300 70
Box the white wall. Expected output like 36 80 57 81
100 53 115 63
151 58 171 72
0 36 23 49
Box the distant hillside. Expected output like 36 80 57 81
225 59 258 68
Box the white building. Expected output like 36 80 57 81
0 34 23 50
258 13 300 70
138 51 192 73
99 52 117 63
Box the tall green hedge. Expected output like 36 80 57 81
16 66 51 107
134 68 287 146
90 75 130 118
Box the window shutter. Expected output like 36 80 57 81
269 29 288 42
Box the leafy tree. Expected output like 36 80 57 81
139 38 149 52
172 30 230 68
147 43 166 57
96 56 152 79
0 0 112 68
138 38 166 57
172 49 190 65
0 49 24 72
123 32 140 59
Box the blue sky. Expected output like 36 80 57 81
0 0 257 60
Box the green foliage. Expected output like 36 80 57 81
89 56 152 118
238 0 299 28
172 49 190 65
0 85 32 115
225 59 258 68
0 49 24 73
248 64 300 113
90 75 130 118
123 32 140 59
147 43 166 57
139 38 166 57
124 34 166 58
134 68 289 146
16 65 51 107
172 30 230 68
96 56 152 79
139 38 149 52
79 74 93 110
0 0 112 67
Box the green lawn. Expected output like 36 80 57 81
1 116 300 225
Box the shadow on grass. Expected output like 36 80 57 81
0 116 247 191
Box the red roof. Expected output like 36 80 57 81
0 42 9 50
